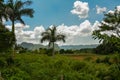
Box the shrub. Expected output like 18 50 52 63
96 56 111 64
108 64 120 80
84 56 92 61
110 54 120 64
71 61 87 71
96 58 101 63
6 56 14 66
2 67 30 80
0 58 6 68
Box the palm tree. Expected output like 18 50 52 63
5 0 34 35
41 26 65 56
4 0 34 57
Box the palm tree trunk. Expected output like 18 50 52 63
12 20 15 58
52 42 55 56
12 20 14 34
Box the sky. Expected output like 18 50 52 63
6 0 120 45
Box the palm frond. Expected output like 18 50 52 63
0 1 8 22
16 17 25 24
14 1 22 10
41 26 66 48
41 35 50 43
56 34 66 42
41 31 50 36
23 0 32 6
5 0 34 24
20 9 34 17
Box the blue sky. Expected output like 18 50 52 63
23 0 120 29
6 0 120 45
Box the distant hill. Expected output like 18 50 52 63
20 42 60 51
20 42 98 50
60 44 98 50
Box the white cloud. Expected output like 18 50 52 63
6 23 45 44
6 23 29 31
96 5 107 14
56 20 100 45
34 26 45 38
92 21 101 31
71 1 89 18
108 10 114 14
5 21 100 45
79 20 92 35
117 6 120 11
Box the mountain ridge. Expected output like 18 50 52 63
20 42 98 50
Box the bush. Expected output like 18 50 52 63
95 56 111 64
0 58 6 68
84 56 93 61
0 24 14 53
108 64 120 80
96 58 101 63
2 67 30 80
110 54 120 64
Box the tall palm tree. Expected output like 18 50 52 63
5 0 34 35
41 26 65 56
4 0 34 57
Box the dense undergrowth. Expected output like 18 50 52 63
0 53 120 80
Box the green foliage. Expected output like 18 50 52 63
59 48 95 54
92 7 120 54
2 67 30 80
94 35 120 54
108 64 120 80
96 56 111 65
0 53 119 80
0 57 6 68
0 24 14 53
84 56 93 61
110 53 120 64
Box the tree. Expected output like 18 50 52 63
41 26 65 56
0 23 14 53
92 7 120 54
4 0 34 56
5 0 34 40
94 36 120 54
0 1 12 53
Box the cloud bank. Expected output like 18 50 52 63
6 20 100 45
71 1 89 18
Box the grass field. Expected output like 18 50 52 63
62 53 106 61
